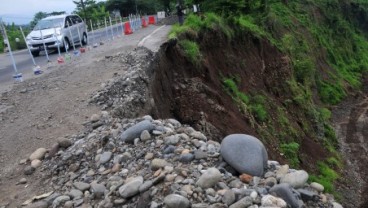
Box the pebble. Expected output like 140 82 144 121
196 167 222 189
52 195 70 207
239 173 253 183
140 130 151 141
31 159 42 168
145 152 154 160
119 176 144 198
310 182 324 192
24 166 35 175
151 158 168 170
179 153 195 163
68 189 83 199
280 170 309 188
269 183 300 208
99 151 112 164
261 195 287 207
90 114 101 122
120 120 155 143
222 190 236 205
18 178 27 184
229 196 253 208
73 182 91 191
29 148 47 161
164 194 190 208
91 182 106 199
57 138 72 148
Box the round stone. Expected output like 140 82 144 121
220 134 268 176
164 194 190 208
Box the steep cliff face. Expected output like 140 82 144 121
149 1 368 207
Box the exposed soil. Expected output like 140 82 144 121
150 31 329 169
0 25 166 207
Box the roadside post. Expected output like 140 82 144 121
90 20 97 48
39 30 50 62
20 26 42 74
54 27 64 64
1 20 22 82
67 21 78 56
76 25 85 53
104 17 109 41
120 16 124 36
109 16 114 40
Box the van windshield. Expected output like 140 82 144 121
34 18 64 30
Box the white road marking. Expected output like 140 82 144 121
138 25 167 47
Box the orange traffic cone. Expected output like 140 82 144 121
124 22 133 35
148 16 155 25
142 18 148 28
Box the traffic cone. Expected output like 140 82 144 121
142 18 148 28
148 16 155 24
124 22 133 35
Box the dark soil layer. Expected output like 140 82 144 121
150 32 328 171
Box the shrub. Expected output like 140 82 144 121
280 142 300 167
309 161 339 193
179 40 201 65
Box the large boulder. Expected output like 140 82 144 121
220 134 268 176
120 120 155 143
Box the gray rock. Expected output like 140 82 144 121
192 203 209 208
194 150 207 160
196 167 222 189
310 182 324 192
100 151 112 164
261 194 287 207
269 183 301 208
210 204 228 208
90 114 101 122
179 153 194 163
31 159 42 168
24 166 35 175
73 182 91 191
18 178 27 184
68 189 83 199
140 130 151 141
297 189 319 202
151 158 168 170
222 190 236 205
163 145 176 154
139 180 153 193
265 177 277 187
220 134 268 176
25 201 48 208
190 131 207 140
52 195 70 207
164 135 180 145
57 138 72 148
164 194 190 208
280 170 308 188
91 183 106 199
229 196 253 208
120 120 155 143
333 202 343 208
29 148 47 161
119 176 144 198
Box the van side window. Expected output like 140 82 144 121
71 16 82 24
65 17 73 27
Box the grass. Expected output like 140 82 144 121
280 142 300 168
179 40 201 65
309 161 340 193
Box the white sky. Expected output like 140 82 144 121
0 0 104 24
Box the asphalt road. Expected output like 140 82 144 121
0 23 130 84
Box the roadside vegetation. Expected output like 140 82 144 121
170 0 368 194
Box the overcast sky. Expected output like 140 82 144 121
0 0 104 24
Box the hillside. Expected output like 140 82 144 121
148 1 368 207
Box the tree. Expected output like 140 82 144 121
73 0 97 21
29 12 48 29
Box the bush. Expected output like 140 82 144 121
309 161 339 193
179 40 201 65
280 142 300 167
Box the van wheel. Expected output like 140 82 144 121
82 33 88 46
63 38 70 52
31 50 40 57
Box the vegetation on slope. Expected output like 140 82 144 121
171 0 368 195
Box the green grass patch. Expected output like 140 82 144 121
309 161 340 193
280 142 300 167
179 40 201 65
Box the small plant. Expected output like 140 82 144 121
179 40 201 65
280 142 300 167
309 161 340 193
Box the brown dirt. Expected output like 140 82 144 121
0 25 164 207
150 31 329 169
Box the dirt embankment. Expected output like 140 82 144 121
149 32 329 169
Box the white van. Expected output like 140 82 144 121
26 14 87 56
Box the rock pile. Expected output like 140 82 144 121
22 114 343 208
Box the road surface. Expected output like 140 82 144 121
0 23 129 84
